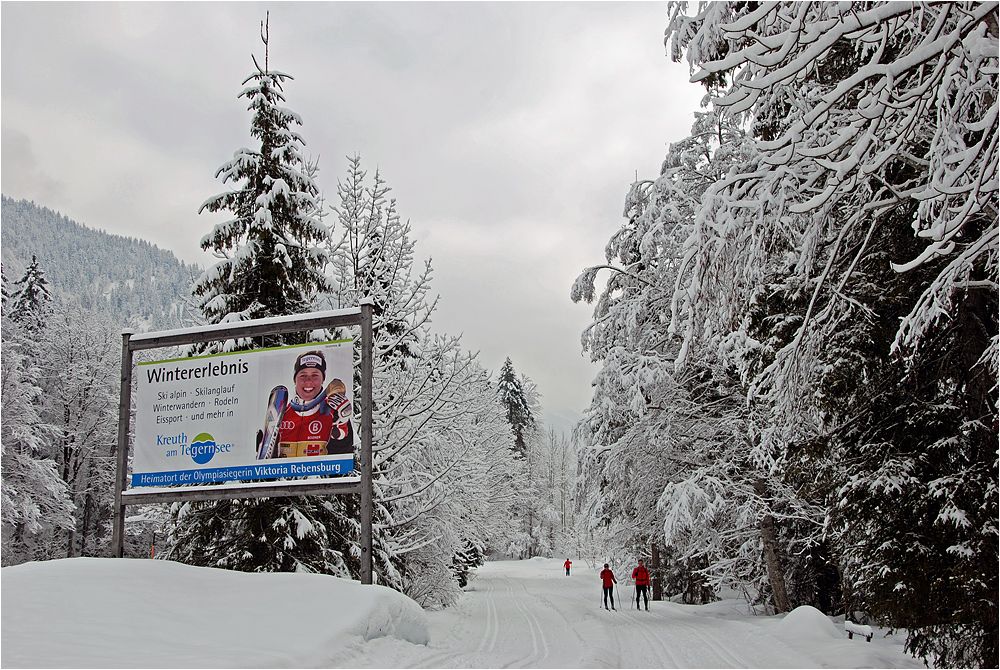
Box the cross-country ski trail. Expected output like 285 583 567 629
333 558 921 669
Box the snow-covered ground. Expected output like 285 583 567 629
2 556 925 668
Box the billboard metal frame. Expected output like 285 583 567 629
112 303 374 584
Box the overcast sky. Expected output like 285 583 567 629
2 2 704 435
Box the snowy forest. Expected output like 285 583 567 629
1 19 581 613
1 196 200 330
572 3 997 668
2 2 997 669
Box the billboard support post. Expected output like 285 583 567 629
112 307 374 586
360 300 373 585
112 330 134 558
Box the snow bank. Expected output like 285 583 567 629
774 605 844 641
770 605 919 669
1 557 427 668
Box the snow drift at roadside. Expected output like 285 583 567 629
0 557 428 668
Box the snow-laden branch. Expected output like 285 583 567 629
668 0 998 364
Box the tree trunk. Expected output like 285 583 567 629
527 509 534 558
651 542 662 601
80 488 95 556
755 477 790 613
760 512 790 613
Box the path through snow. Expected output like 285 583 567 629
334 558 922 668
1 555 924 668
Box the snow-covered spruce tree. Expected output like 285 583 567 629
323 155 517 606
1 265 10 311
167 34 353 577
8 255 52 335
813 204 998 666
192 39 328 349
497 357 534 459
495 359 550 558
666 2 997 664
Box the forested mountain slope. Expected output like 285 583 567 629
1 196 200 329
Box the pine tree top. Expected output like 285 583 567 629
193 46 329 339
9 254 52 333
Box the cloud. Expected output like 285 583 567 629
2 96 218 264
0 126 67 204
0 2 707 433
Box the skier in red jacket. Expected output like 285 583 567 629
632 559 650 611
564 559 572 576
600 563 617 610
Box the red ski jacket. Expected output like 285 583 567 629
632 565 650 586
278 405 337 457
600 568 617 587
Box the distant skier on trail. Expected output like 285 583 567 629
600 563 617 610
564 559 572 576
632 559 650 611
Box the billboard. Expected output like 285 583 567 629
132 340 354 487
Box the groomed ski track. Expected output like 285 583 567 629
335 558 822 668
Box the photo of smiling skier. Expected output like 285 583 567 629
256 350 354 459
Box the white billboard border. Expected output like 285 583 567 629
112 303 374 585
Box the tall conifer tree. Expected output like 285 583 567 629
168 19 353 578
9 255 52 335
193 16 327 348
1 265 10 312
497 358 533 459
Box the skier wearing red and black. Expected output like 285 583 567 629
600 563 617 610
278 351 353 457
632 559 650 611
